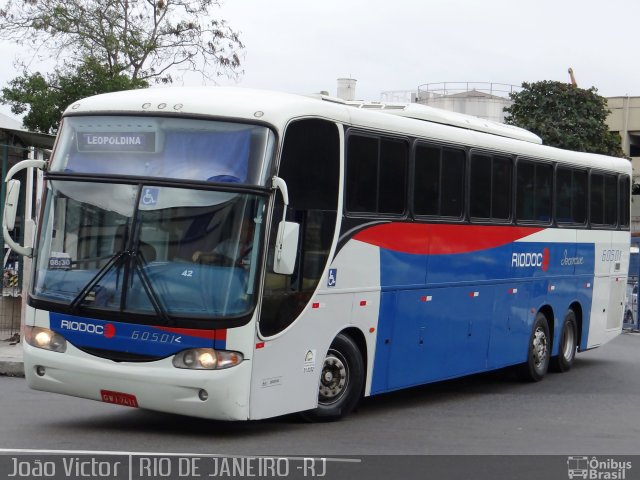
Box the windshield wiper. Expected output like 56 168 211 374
133 253 173 326
69 251 127 312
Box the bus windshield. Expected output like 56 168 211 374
49 116 274 185
32 180 266 323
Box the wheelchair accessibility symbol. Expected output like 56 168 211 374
140 187 159 206
327 268 337 287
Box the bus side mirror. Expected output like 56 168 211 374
4 179 20 231
273 221 299 275
2 159 47 257
271 176 299 275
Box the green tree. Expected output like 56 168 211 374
0 0 243 133
0 0 243 83
2 59 149 134
504 81 624 157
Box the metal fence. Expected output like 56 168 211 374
0 296 20 342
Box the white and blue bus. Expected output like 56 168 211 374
3 87 631 420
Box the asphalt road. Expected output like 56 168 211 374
1 332 639 456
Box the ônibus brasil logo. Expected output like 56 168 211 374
60 319 115 339
511 248 550 271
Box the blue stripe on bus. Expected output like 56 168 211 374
370 242 595 394
49 312 226 357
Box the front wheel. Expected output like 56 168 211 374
551 310 577 372
302 333 364 422
517 312 550 382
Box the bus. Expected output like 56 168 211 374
3 87 631 421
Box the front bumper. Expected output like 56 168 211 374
23 342 251 420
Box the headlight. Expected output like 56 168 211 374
173 348 243 370
24 326 67 353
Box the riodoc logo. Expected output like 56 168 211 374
511 248 550 271
60 319 116 339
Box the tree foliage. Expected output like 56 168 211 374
504 81 624 157
0 0 244 83
1 59 148 134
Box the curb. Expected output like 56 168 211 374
0 360 25 377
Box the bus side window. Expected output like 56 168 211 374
260 119 339 337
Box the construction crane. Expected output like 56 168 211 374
568 67 577 86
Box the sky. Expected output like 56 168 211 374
1 0 639 123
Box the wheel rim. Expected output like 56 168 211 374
318 349 349 406
562 322 576 361
532 326 548 372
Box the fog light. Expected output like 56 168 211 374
36 365 45 377
198 389 209 401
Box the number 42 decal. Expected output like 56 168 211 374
181 269 194 277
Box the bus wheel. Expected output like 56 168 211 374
517 312 550 382
551 310 577 373
302 333 364 422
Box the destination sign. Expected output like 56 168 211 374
77 132 156 152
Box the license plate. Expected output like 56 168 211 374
100 389 139 408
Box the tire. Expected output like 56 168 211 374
301 333 364 422
551 310 577 373
624 310 633 325
517 312 550 382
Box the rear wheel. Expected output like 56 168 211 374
551 310 577 372
302 333 364 422
517 312 550 382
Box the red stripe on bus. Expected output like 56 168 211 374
155 326 227 340
353 224 544 254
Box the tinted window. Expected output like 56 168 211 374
346 134 407 215
604 175 617 226
516 160 552 223
441 149 465 217
591 173 617 226
346 136 378 213
556 167 587 224
620 175 630 228
493 156 512 220
414 145 465 217
379 139 408 214
470 153 512 221
414 145 440 216
470 154 492 218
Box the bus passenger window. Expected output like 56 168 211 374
470 153 512 221
346 134 408 215
516 160 552 223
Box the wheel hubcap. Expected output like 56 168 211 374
562 323 576 360
532 327 548 371
318 350 348 405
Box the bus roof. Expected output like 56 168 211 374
64 86 631 175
